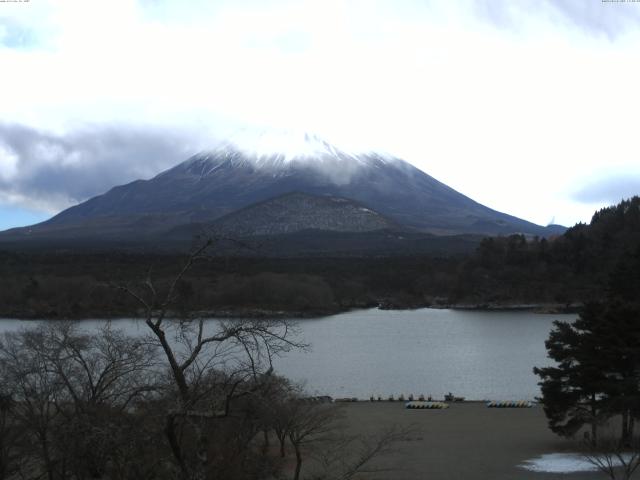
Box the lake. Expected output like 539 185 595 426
274 308 574 401
0 308 575 401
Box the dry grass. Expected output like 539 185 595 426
333 402 599 480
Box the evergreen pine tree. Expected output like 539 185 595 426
535 296 640 445
534 306 609 443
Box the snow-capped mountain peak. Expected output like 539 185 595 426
173 129 398 185
224 129 350 160
194 129 394 168
0 125 563 245
222 128 375 160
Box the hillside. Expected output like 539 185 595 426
0 198 637 319
187 192 401 237
451 196 640 306
0 134 562 252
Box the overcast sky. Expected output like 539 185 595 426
1 0 640 231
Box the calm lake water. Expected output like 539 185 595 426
0 308 575 401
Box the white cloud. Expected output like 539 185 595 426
0 141 19 180
1 0 640 227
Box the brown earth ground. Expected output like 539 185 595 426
315 402 602 480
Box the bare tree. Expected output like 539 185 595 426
116 239 306 480
0 237 411 480
0 328 66 480
272 394 413 480
583 433 640 480
44 322 158 479
0 322 159 480
41 321 158 410
0 388 22 480
277 401 341 480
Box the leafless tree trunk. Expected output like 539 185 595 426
285 402 342 480
0 321 160 480
0 393 21 480
116 238 306 479
293 442 304 480
0 328 64 480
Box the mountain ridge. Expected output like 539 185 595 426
0 134 565 250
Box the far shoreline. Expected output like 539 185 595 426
0 302 582 321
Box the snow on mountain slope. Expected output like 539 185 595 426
0 130 564 244
164 130 394 186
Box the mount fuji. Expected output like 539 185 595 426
0 131 564 252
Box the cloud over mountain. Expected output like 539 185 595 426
2 0 640 227
0 123 204 212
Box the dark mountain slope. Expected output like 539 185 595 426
0 135 563 250
192 192 400 237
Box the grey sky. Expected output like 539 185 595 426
573 174 640 205
0 123 204 212
1 0 640 228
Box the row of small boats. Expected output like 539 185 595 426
405 400 533 409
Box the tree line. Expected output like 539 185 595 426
458 197 640 306
3 197 640 319
534 241 640 479
0 242 408 480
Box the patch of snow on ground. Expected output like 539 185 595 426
518 453 630 473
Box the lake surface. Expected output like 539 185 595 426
0 308 575 401
274 308 574 401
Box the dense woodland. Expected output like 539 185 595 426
533 220 640 475
1 197 639 319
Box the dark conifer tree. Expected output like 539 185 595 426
534 305 609 443
535 266 640 445
593 301 640 444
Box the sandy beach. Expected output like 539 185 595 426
334 402 601 480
